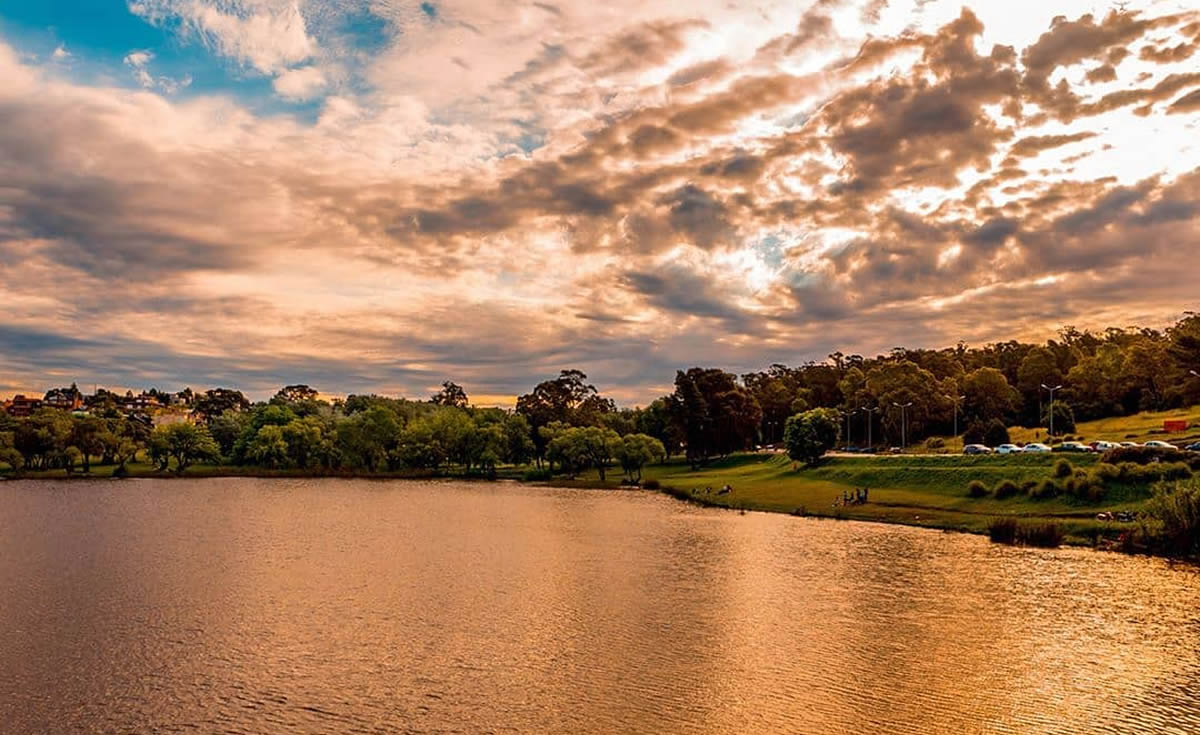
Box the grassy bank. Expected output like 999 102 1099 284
558 452 1155 544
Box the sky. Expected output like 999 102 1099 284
0 0 1198 406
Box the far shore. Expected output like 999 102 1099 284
2 453 1164 553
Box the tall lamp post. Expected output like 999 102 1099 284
1041 383 1063 436
864 406 880 451
893 401 914 449
844 408 859 450
948 394 966 437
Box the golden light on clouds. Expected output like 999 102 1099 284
0 0 1197 402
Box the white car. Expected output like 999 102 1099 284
1022 443 1052 453
1091 441 1119 452
1144 440 1178 450
995 444 1021 454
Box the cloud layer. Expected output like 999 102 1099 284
1 0 1198 403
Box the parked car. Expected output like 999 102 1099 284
1119 442 1141 448
1022 443 1052 453
1186 442 1200 452
1090 440 1119 452
1144 440 1178 450
963 444 993 455
995 443 1021 454
1054 441 1090 453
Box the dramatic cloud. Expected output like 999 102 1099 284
0 0 1198 403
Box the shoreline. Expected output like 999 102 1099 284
1 462 1131 552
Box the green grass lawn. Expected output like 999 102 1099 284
897 404 1200 454
1008 405 1200 446
560 451 1155 543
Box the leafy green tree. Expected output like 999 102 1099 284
282 417 328 468
246 424 289 468
962 367 1020 426
669 367 761 468
547 426 622 480
430 381 469 408
13 409 73 470
1042 401 1076 436
784 408 840 466
1168 313 1200 375
744 365 809 444
517 370 615 463
150 423 220 474
636 397 683 458
70 416 110 473
273 384 319 403
335 406 399 472
863 360 949 443
209 410 251 458
194 388 250 421
1017 347 1064 424
616 434 666 481
963 419 1010 447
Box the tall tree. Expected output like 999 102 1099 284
669 368 761 468
430 381 469 408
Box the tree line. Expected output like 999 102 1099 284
2 315 1199 477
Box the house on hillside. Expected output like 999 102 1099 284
43 384 84 411
6 395 43 417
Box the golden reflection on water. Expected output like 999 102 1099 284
2 478 1199 734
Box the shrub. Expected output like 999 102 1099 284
1117 462 1194 484
642 478 661 490
1139 480 1200 558
1077 481 1104 502
1029 479 1061 500
521 468 553 482
993 479 1021 499
925 437 945 450
988 518 1063 548
1053 459 1074 479
968 480 990 498
1017 522 1064 548
1094 463 1121 482
988 517 1018 543
1101 446 1190 466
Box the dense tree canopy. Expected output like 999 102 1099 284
4 316 1200 480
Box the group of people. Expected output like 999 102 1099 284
695 484 734 495
835 487 870 507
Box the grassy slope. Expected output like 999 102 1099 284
1009 406 1200 446
578 452 1151 542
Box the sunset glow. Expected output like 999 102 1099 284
1 0 1198 403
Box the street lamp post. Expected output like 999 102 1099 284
947 394 966 437
893 401 914 449
845 408 859 450
1041 383 1063 436
864 406 880 450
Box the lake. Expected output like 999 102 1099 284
2 478 1199 734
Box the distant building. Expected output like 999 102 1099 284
43 384 84 411
6 395 43 417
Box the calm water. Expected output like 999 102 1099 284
2 479 1200 734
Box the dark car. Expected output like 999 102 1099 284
1187 442 1200 452
963 444 992 455
1054 441 1091 453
